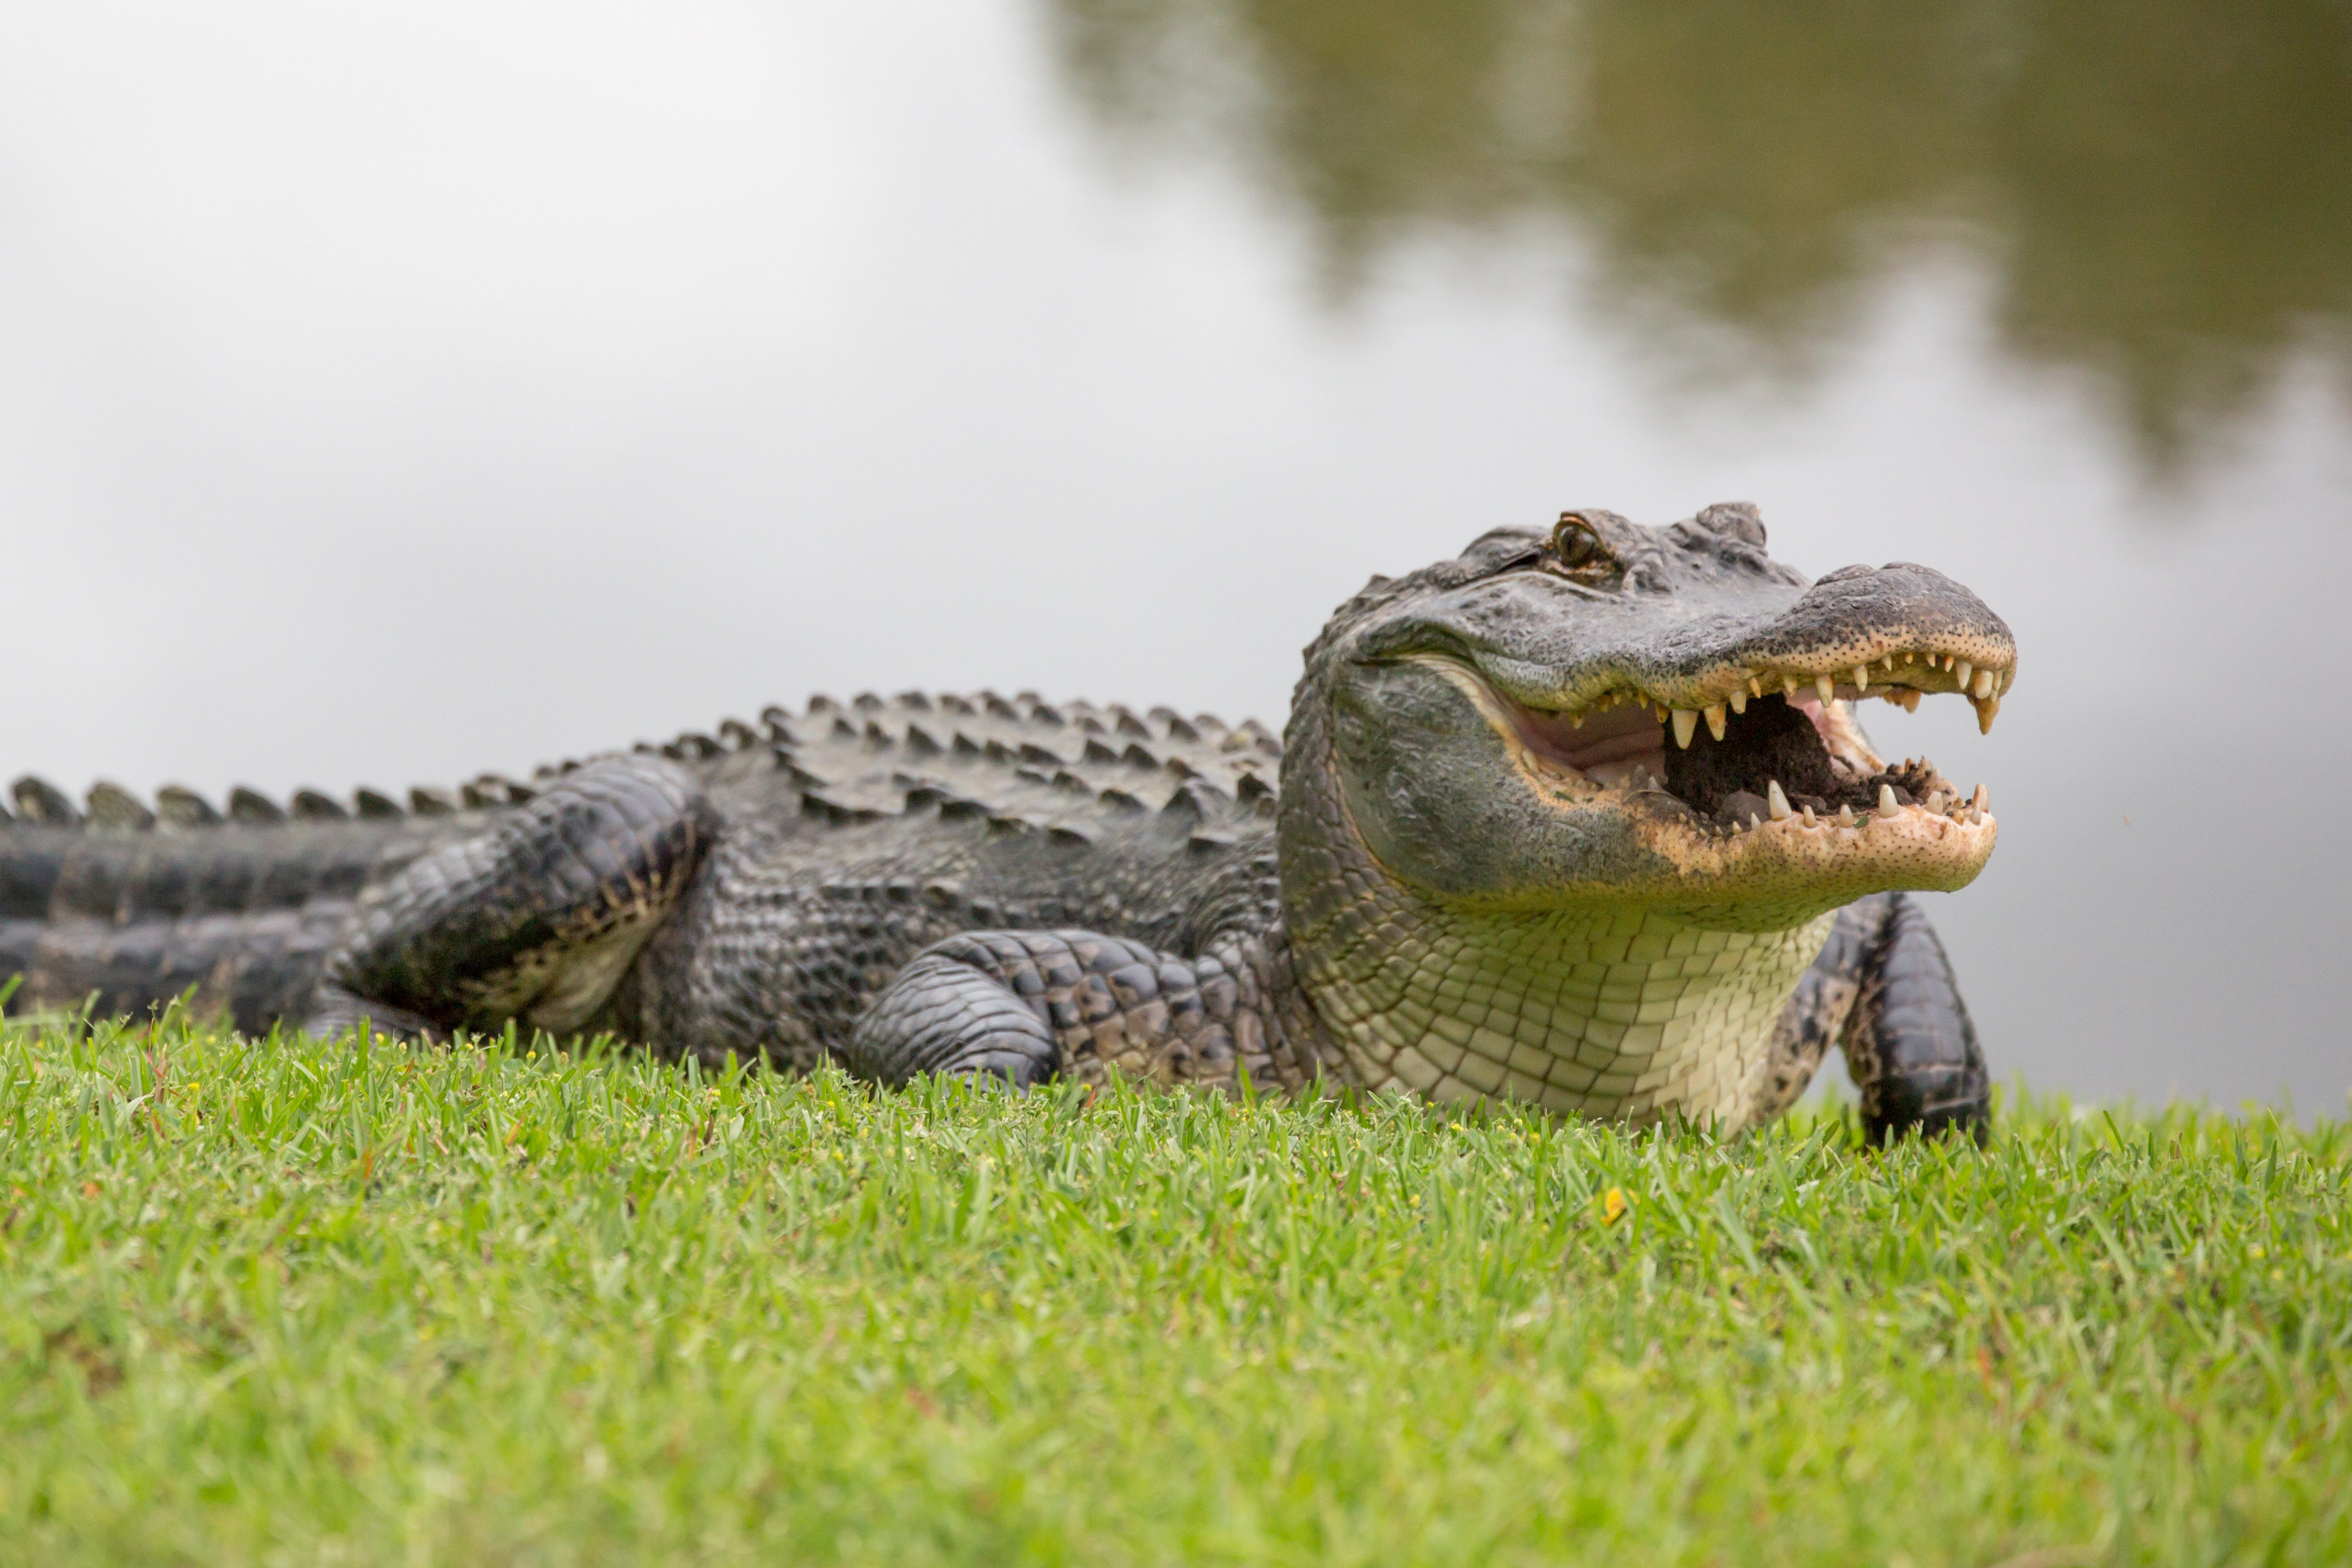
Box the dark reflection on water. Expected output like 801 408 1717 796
1050 0 2352 466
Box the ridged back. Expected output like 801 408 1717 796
717 690 1283 849
1 689 1288 1027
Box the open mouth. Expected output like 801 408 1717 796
1437 647 2010 840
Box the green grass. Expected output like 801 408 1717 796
0 1013 2345 1566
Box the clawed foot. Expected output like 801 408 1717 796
844 950 1062 1088
301 982 443 1046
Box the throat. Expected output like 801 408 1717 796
1295 889 1835 1129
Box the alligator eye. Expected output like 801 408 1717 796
1550 512 1610 571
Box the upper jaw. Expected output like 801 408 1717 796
1378 556 2017 728
1461 562 2017 738
1408 562 2017 852
1477 637 2016 743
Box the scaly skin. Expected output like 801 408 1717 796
2 503 2012 1140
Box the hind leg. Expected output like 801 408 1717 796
305 757 715 1042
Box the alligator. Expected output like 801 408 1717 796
0 504 2014 1140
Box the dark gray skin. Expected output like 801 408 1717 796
1 504 2013 1140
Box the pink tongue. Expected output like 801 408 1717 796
1519 702 1661 771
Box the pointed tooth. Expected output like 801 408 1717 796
1852 665 1870 691
1569 710 1584 728
1954 659 1972 689
1898 690 1920 714
1976 695 2000 735
1704 704 1727 742
1877 783 1899 816
1672 709 1699 749
1882 654 1894 671
1728 687 1747 715
1801 804 1816 826
1783 674 1801 697
1749 676 1763 699
1971 668 1995 699
1815 674 1836 705
1767 780 1791 821
1904 651 1916 664
1838 804 1855 827
1925 791 1948 814
1972 783 1989 813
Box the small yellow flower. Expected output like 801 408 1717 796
1602 1188 1629 1226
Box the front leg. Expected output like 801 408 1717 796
842 930 1243 1091
1842 892 1991 1145
1753 892 1990 1144
307 757 714 1041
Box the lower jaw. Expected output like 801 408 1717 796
1446 790 2000 931
1634 814 1993 935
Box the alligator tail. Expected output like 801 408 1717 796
1 774 517 1035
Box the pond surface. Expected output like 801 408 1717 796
4 0 2348 1108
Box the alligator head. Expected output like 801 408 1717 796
1283 503 2014 935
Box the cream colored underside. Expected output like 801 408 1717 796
1309 903 1837 1131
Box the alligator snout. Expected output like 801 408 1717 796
1740 562 2015 687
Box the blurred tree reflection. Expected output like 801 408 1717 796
1049 0 2352 463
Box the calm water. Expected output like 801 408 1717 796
4 1 2348 1108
